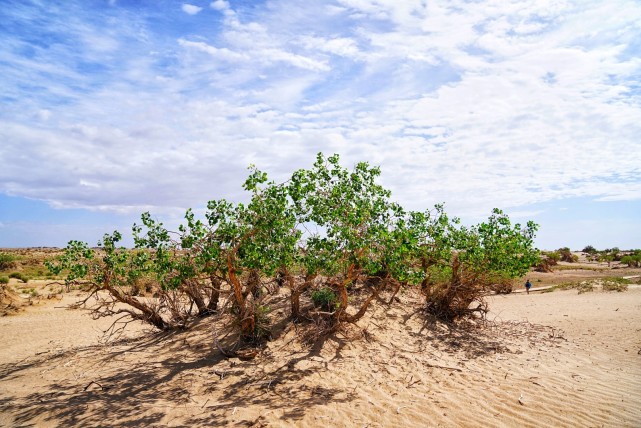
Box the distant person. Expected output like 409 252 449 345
525 279 532 294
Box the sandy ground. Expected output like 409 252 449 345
1 284 640 427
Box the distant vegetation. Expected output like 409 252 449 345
583 246 641 267
0 253 17 270
620 252 641 267
533 245 641 272
47 154 540 353
549 277 630 294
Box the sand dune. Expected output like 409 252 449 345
1 286 640 427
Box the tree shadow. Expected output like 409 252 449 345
419 318 511 357
0 317 355 427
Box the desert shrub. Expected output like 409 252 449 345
48 164 299 346
8 272 29 283
533 251 559 272
0 253 17 270
557 247 578 263
0 276 8 284
620 255 641 268
601 277 630 292
418 209 538 320
311 287 338 311
47 153 540 352
582 245 597 254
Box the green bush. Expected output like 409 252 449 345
0 276 9 284
311 287 338 312
620 255 641 267
8 272 29 283
557 247 578 263
47 152 540 350
0 253 17 270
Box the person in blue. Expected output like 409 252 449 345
525 279 532 294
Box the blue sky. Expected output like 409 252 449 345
1 0 640 250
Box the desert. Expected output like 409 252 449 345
3 2 641 427
1 249 640 427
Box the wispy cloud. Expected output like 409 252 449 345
0 0 640 223
182 4 203 15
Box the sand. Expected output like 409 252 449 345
1 285 640 427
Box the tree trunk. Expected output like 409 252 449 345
207 276 222 311
182 280 208 316
341 283 383 323
290 273 315 319
246 268 261 299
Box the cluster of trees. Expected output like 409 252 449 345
620 252 641 267
535 246 641 271
582 246 641 267
533 248 574 272
47 154 539 350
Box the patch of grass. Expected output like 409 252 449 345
311 287 338 312
554 281 579 290
547 281 593 294
0 275 9 284
552 265 603 272
601 277 630 292
549 277 630 294
575 281 594 294
8 272 29 283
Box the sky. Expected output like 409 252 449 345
1 0 640 250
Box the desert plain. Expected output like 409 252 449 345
1 251 640 427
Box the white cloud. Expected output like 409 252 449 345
178 39 248 62
182 4 203 15
299 36 361 58
0 0 640 223
210 0 229 11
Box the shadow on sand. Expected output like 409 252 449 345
0 318 354 427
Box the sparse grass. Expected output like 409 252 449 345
601 277 630 292
545 277 631 294
8 272 29 283
559 281 594 293
552 265 604 272
552 281 579 291
575 282 594 294
0 249 65 280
